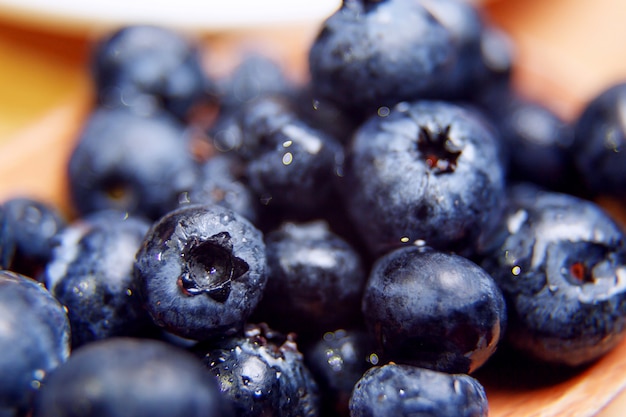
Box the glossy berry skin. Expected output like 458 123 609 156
363 246 506 374
480 185 626 366
43 210 156 348
68 108 198 221
254 221 366 340
184 153 259 225
1 197 66 278
342 100 505 256
349 363 488 417
236 96 344 217
304 329 376 417
217 53 293 112
308 0 455 116
32 338 230 417
572 82 626 199
0 204 15 270
92 25 214 121
195 323 320 417
0 271 70 416
480 90 577 193
134 204 267 341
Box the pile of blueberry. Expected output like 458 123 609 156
2 0 626 416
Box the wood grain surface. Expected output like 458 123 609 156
2 1 626 416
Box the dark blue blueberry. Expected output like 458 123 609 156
217 53 293 112
183 153 259 225
32 338 230 417
479 185 626 366
349 363 488 417
236 96 344 218
0 205 15 270
308 0 456 116
92 25 215 121
572 82 626 199
68 107 198 220
1 197 66 278
341 100 506 256
134 204 267 340
43 210 157 348
253 221 366 341
419 0 490 100
363 246 507 374
0 271 70 416
480 89 578 193
304 329 377 417
195 323 320 417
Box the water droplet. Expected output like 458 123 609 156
125 289 133 296
368 353 379 365
548 285 559 293
400 236 410 243
512 266 521 276
398 389 405 397
377 106 390 117
254 390 263 397
276 371 282 379
242 376 251 386
282 152 293 165
282 140 293 148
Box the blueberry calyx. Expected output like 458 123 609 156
177 231 249 302
416 125 461 174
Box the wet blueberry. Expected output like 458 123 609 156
43 210 157 348
184 153 259 225
92 25 215 121
253 220 366 341
236 95 344 218
32 338 230 417
308 0 456 116
362 246 506 374
480 185 626 366
341 100 506 256
134 204 267 340
0 271 70 416
195 323 320 417
304 329 377 417
349 363 488 417
217 52 293 112
68 107 198 220
572 81 626 199
480 90 577 193
1 197 66 278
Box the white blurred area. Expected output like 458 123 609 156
0 0 342 33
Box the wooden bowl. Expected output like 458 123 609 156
1 1 626 416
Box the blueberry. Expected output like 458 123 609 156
1 197 66 278
217 53 293 112
43 210 157 348
134 204 267 340
68 107 198 220
362 246 507 374
479 185 626 366
349 363 488 417
572 81 626 199
479 90 577 193
253 220 366 341
0 271 70 416
236 95 344 218
32 338 230 417
92 25 215 121
308 0 456 116
195 323 320 417
184 153 259 225
341 100 506 256
304 329 377 416
419 0 490 99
